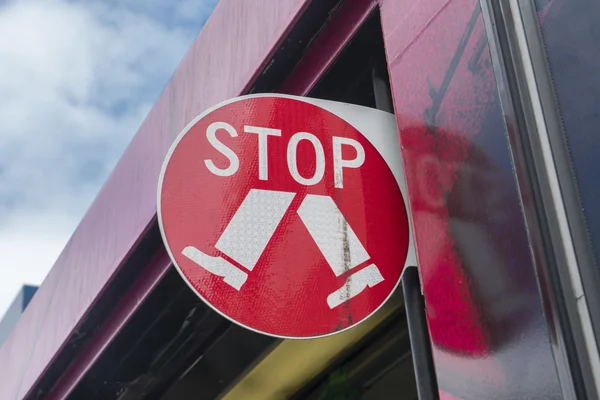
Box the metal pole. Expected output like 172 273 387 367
402 267 439 400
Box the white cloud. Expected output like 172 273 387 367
0 211 77 316
0 0 217 320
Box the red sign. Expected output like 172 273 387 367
158 95 410 338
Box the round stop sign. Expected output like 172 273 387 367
158 94 410 339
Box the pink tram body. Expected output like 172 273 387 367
1 0 599 399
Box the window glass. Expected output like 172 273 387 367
535 0 600 277
299 317 418 400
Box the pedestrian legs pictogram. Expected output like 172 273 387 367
182 189 385 308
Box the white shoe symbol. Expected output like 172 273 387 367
182 246 248 290
297 194 385 309
182 188 295 290
326 264 384 308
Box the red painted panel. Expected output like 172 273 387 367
0 0 310 398
379 0 563 398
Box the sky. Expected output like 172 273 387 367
0 0 218 318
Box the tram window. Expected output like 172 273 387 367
306 12 384 110
295 316 418 400
535 0 600 294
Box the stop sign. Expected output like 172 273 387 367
158 94 412 339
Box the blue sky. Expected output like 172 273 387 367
0 0 218 317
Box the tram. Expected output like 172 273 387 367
0 0 598 399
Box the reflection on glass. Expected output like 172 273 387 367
301 317 418 400
382 0 563 398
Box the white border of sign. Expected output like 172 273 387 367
157 93 416 340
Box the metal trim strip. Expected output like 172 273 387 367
480 0 600 397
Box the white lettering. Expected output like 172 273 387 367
244 126 281 181
333 137 365 188
204 122 240 176
287 132 325 186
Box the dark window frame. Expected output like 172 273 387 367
479 0 600 398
